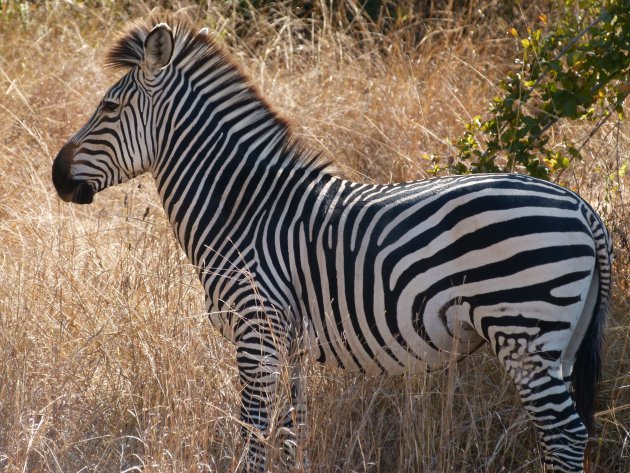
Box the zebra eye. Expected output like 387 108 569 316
101 100 119 113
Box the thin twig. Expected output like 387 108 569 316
527 10 607 94
576 111 613 154
552 97 623 183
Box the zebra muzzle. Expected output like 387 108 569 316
52 143 95 205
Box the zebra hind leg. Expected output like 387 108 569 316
495 332 588 472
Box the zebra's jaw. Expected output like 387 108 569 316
52 143 96 205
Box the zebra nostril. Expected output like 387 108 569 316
73 182 95 204
52 142 81 202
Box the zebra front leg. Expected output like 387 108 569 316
280 358 308 470
236 322 303 472
496 335 588 472
237 333 279 473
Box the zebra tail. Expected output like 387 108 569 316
572 226 612 440
572 286 605 435
573 266 608 473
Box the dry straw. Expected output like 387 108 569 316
0 1 628 472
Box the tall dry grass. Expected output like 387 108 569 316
0 1 628 472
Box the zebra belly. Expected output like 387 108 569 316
303 244 595 376
304 302 483 376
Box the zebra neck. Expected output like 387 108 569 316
152 98 332 282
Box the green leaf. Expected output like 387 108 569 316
551 90 580 118
561 96 579 118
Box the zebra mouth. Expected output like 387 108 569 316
70 181 95 204
52 144 96 205
54 179 95 205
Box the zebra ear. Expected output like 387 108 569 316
143 23 174 74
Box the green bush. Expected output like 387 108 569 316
452 0 630 179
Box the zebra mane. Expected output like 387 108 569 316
105 16 214 71
105 16 333 172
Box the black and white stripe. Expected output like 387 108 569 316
52 18 612 473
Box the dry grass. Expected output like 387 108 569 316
0 1 628 472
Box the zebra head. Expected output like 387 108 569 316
52 23 174 204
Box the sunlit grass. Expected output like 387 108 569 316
0 2 628 472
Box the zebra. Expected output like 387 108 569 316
51 18 612 473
